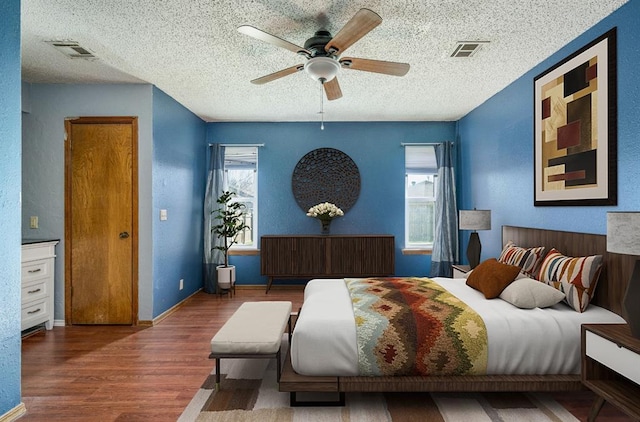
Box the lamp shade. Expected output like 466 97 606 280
459 210 491 231
607 212 640 255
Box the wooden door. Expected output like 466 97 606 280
64 117 138 325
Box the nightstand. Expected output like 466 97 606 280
581 323 640 421
452 264 471 279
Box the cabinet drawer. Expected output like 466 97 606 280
21 259 51 283
22 242 57 261
21 299 50 331
586 330 640 385
21 279 48 304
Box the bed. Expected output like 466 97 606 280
279 225 634 399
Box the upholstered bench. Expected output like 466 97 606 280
209 301 292 388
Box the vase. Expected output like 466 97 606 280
320 219 331 235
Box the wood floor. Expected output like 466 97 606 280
20 288 634 422
21 288 303 421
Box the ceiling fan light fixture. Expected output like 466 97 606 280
304 57 340 82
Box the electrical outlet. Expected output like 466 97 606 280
179 279 184 290
30 216 38 229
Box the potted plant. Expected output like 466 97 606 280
212 191 248 294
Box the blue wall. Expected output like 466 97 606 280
458 0 640 263
152 87 206 316
207 121 456 284
22 84 207 321
0 0 22 416
22 84 157 320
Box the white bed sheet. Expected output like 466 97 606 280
290 277 625 376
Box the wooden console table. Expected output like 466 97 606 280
260 235 395 292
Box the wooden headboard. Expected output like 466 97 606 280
502 225 632 316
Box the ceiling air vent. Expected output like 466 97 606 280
46 40 96 59
451 41 489 58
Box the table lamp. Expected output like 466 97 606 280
459 209 491 269
607 211 640 338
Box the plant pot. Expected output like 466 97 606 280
216 265 236 294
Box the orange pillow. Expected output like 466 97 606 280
466 258 521 299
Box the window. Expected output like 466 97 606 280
405 145 437 249
224 146 258 249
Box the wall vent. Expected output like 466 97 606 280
46 40 96 59
451 41 489 58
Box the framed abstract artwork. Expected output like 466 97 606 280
533 28 617 206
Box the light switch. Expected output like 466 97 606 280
30 216 38 229
160 209 168 221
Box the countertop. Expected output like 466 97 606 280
22 239 60 245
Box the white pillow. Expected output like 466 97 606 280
499 277 565 309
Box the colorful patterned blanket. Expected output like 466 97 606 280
345 277 488 376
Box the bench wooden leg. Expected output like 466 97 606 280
215 358 221 390
211 352 282 389
276 349 282 382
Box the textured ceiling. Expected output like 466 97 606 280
21 0 628 122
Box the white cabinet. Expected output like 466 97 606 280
21 240 58 331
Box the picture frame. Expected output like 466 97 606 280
533 28 617 206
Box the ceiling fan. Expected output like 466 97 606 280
238 8 410 101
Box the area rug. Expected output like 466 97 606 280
179 339 579 422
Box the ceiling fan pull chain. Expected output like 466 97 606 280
320 80 325 130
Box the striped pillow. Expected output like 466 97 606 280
498 242 546 278
537 248 603 312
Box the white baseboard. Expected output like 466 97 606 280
0 403 26 422
54 319 65 327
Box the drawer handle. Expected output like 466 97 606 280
27 308 41 314
28 268 42 273
28 288 42 294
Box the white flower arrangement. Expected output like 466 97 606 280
306 202 344 221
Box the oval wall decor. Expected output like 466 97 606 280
292 148 361 213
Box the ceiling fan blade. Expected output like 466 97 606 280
340 57 410 76
323 78 342 101
250 65 304 85
238 25 311 56
324 8 382 55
